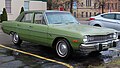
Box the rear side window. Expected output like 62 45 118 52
102 14 115 19
116 14 120 20
21 13 33 23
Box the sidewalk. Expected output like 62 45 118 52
0 48 26 68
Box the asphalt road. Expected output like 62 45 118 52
0 23 120 68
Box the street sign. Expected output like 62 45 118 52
73 1 77 10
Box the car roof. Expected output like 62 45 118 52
108 12 120 14
16 10 70 21
102 12 120 15
23 10 70 13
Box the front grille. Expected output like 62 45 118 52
88 33 114 43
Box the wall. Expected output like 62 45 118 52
29 1 47 10
0 0 5 14
0 0 47 20
8 0 24 20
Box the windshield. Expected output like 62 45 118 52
46 12 79 24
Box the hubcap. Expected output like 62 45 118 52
56 41 68 57
13 33 19 43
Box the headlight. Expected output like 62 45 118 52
113 32 118 39
83 36 88 43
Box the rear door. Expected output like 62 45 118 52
18 12 34 41
101 13 118 30
114 14 120 31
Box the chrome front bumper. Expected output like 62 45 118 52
80 39 119 54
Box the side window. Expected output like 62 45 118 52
34 13 44 24
102 14 115 19
21 13 33 23
34 13 46 25
116 14 120 20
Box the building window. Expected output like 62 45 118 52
89 12 91 17
5 0 11 13
24 1 29 11
86 0 91 7
108 3 110 9
89 0 91 6
115 3 117 9
81 2 84 7
94 12 96 16
86 12 88 17
86 0 88 6
111 3 114 9
81 12 84 17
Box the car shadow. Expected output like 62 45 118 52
4 42 105 67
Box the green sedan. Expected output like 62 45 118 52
1 10 119 58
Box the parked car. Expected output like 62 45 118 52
1 10 119 58
89 12 120 38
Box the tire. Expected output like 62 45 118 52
11 32 22 46
55 39 72 58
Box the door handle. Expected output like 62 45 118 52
29 26 33 28
17 24 20 26
117 22 120 24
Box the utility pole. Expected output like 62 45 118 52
70 0 73 13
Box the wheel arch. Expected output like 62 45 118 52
94 24 101 27
90 21 103 27
52 37 73 50
9 31 14 35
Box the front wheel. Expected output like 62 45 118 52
55 39 72 58
11 32 22 46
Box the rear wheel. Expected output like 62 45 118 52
55 39 72 58
11 32 22 46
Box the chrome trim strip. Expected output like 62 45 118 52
84 39 114 44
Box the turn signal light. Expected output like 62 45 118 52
72 40 78 43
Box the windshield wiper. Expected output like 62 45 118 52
54 22 62 24
65 22 75 24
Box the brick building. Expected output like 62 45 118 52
101 0 120 12
76 0 99 19
49 0 120 20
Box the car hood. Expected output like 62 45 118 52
49 24 116 36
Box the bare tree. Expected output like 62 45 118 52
94 0 106 13
70 0 73 13
47 0 52 10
